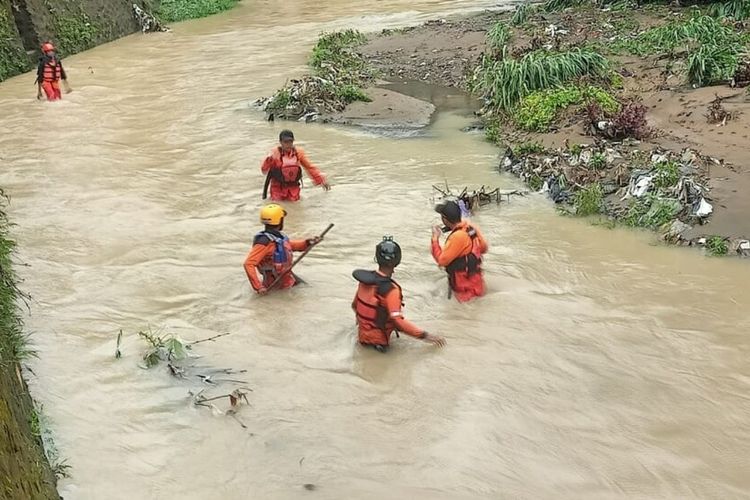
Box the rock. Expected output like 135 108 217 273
663 220 691 241
461 122 485 133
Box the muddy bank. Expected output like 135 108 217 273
0 200 59 499
0 0 241 82
355 5 750 255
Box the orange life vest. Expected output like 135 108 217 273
270 147 302 186
254 231 292 282
353 270 400 333
444 225 483 287
42 58 61 82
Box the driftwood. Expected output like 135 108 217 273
431 183 528 214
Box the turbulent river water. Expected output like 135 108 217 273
1 1 750 498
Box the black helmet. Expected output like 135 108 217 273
435 200 462 223
279 129 294 142
375 236 402 267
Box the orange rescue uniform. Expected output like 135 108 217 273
243 230 311 291
261 146 326 201
431 221 488 302
352 270 424 347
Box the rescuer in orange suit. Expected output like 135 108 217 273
352 236 446 352
261 130 330 201
36 42 71 101
243 204 322 294
431 200 488 302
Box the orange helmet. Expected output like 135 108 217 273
41 42 55 53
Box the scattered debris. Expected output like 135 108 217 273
431 183 528 215
501 141 716 233
115 330 123 359
706 95 733 125
132 4 169 33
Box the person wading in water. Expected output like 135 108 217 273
431 200 488 302
243 204 323 294
36 42 72 101
261 130 330 201
352 236 446 352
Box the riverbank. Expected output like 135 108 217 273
0 197 59 499
0 0 239 82
262 2 750 256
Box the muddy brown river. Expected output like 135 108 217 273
2 1 750 498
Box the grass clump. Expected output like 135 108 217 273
513 141 545 156
543 0 585 12
336 84 371 103
310 30 370 101
573 183 604 216
472 48 610 110
652 160 680 189
612 15 744 86
487 22 512 51
157 0 239 23
511 1 535 26
710 0 750 21
687 44 740 86
624 195 681 228
705 235 729 255
516 85 619 131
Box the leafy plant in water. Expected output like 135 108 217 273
139 328 191 368
705 235 729 255
573 183 604 216
472 49 610 110
652 160 679 189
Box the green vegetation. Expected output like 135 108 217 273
611 14 745 86
573 183 604 216
624 195 681 228
589 152 607 170
0 6 30 82
139 328 191 368
516 85 619 131
710 0 750 20
157 0 239 23
484 116 502 144
472 48 610 110
310 30 371 104
53 13 100 56
511 1 534 26
543 0 585 12
706 235 729 255
487 22 512 51
652 160 680 189
513 141 545 156
569 143 583 156
0 193 59 496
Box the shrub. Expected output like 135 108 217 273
687 44 739 86
157 0 239 22
516 85 619 131
624 195 681 228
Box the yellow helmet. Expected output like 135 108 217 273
260 204 286 226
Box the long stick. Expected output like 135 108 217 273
267 223 334 290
